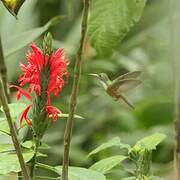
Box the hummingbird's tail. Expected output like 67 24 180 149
117 95 135 110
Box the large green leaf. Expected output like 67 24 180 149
37 164 106 180
58 166 106 180
0 103 30 136
0 150 34 174
0 103 27 121
0 143 14 152
88 137 130 157
89 155 127 174
3 16 63 57
0 120 10 135
88 0 146 57
133 133 166 151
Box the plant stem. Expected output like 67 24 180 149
30 137 40 179
168 0 180 179
0 78 30 180
62 0 90 179
0 36 10 102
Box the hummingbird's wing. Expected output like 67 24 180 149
112 71 142 83
108 79 141 95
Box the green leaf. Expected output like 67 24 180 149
0 150 34 174
37 164 106 180
122 177 136 180
3 16 64 57
58 113 84 119
88 137 130 157
21 141 33 149
36 163 59 174
58 166 106 180
21 141 50 150
39 143 50 150
133 133 166 151
89 155 127 174
0 144 14 153
88 0 146 57
0 103 27 120
0 120 10 135
49 113 84 120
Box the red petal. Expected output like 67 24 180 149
10 85 32 101
46 105 60 122
20 104 32 126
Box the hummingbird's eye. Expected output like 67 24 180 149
99 74 103 79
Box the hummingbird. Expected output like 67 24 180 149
89 71 142 109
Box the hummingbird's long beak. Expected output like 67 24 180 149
88 73 99 78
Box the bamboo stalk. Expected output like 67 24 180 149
61 0 90 179
0 78 31 180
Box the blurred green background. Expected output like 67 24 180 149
0 0 176 179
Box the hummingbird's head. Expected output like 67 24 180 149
98 73 110 84
88 73 110 89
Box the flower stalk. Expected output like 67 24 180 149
62 0 90 179
0 78 30 180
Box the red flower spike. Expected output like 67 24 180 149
18 43 69 100
12 42 69 125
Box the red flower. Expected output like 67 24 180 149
12 43 69 125
19 104 32 127
10 85 32 101
46 105 61 122
19 43 69 98
19 43 43 96
48 48 69 97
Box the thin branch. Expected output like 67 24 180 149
0 36 10 102
0 78 31 180
62 0 90 179
168 0 180 179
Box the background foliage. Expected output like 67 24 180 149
0 0 176 179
